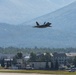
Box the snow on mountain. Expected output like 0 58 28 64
0 1 76 48
0 0 76 24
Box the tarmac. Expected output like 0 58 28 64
0 73 63 75
0 73 54 75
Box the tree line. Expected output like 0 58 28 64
1 52 76 70
0 47 76 54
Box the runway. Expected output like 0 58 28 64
0 73 55 75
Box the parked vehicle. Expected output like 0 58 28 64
25 65 34 70
68 68 76 72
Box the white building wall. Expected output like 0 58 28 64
30 62 51 69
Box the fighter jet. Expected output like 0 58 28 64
33 21 52 28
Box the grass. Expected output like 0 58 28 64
0 69 76 75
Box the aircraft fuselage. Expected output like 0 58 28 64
34 25 52 28
33 22 52 28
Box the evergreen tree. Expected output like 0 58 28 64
73 56 76 67
1 58 5 67
45 61 49 70
54 60 59 70
16 52 23 59
29 52 37 61
13 57 17 65
44 52 51 61
13 52 23 65
51 61 54 70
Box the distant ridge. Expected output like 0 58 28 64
0 1 76 48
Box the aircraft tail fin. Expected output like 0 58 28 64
44 22 46 24
36 21 39 26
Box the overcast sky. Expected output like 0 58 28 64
0 0 76 24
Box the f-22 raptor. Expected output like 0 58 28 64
33 21 52 28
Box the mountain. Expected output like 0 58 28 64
0 0 76 24
0 1 76 48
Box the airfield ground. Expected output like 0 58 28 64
0 73 51 75
0 69 76 75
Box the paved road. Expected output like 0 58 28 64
0 73 55 75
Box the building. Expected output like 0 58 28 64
66 53 76 65
4 58 13 68
52 52 67 66
29 61 51 69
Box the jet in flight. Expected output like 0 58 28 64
33 21 52 28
